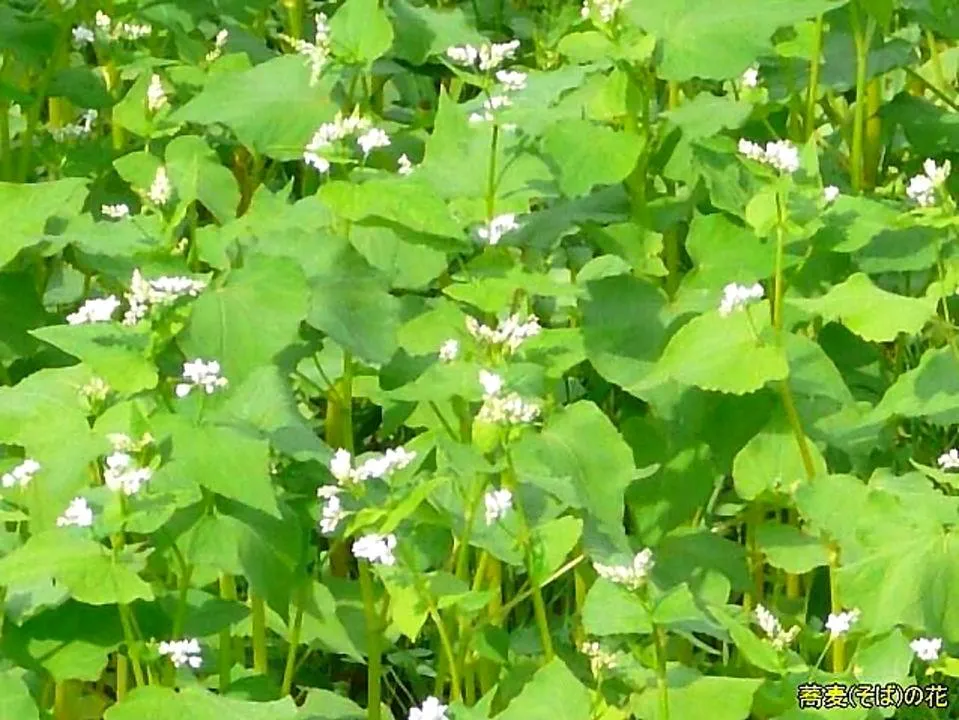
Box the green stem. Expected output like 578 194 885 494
250 592 269 675
53 681 69 720
358 563 383 720
652 624 670 720
283 0 304 39
218 574 237 691
116 654 128 700
926 30 947 94
828 544 845 672
805 15 824 139
904 66 959 112
280 584 306 696
849 3 874 194
117 603 146 687
485 124 500 221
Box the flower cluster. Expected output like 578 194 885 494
49 110 97 142
66 296 121 325
910 637 942 662
823 185 840 204
123 269 207 325
580 640 618 675
593 548 655 591
754 604 800 649
103 435 153 496
738 138 800 174
317 486 345 534
476 213 521 245
825 608 860 637
175 359 229 398
328 447 417 486
438 339 459 362
580 0 630 24
906 159 951 207
484 488 513 525
75 13 152 44
2 459 40 489
398 153 414 176
159 638 202 669
718 282 764 317
147 166 173 206
101 203 130 220
57 497 93 528
146 74 167 113
476 370 541 425
206 29 229 62
409 696 449 720
446 40 520 72
466 313 541 353
352 533 397 566
741 65 760 88
303 112 391 173
938 448 959 470
468 68 528 126
281 13 331 86
80 377 111 405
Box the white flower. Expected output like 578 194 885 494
49 110 97 142
580 0 630 23
580 640 617 675
206 29 229 62
146 74 167 112
397 153 414 176
317 486 345 534
57 497 93 528
439 339 459 362
357 128 391 156
104 451 152 496
122 269 206 325
72 25 95 46
329 449 353 483
409 696 449 720
593 548 655 591
907 159 951 207
466 313 541 354
738 138 800 174
477 213 520 245
939 448 959 470
115 22 153 41
101 203 130 219
754 604 800 649
741 66 759 88
80 376 111 404
352 533 397 566
147 166 172 206
107 432 153 453
477 392 540 425
479 370 504 397
329 446 416 485
282 13 331 85
2 459 40 489
495 69 527 91
446 41 520 72
825 608 860 637
910 637 943 662
718 282 764 317
175 359 228 398
66 295 121 325
823 185 840 204
303 112 373 170
158 638 202 669
95 11 111 30
484 488 512 525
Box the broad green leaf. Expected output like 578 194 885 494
788 273 936 343
732 416 826 500
104 686 298 720
541 119 644 197
165 135 241 223
0 179 87 269
181 255 309 386
872 346 959 425
298 689 366 720
309 276 401 365
390 0 483 64
624 0 846 81
30 323 157 394
755 523 829 574
710 605 786 674
528 516 582 585
657 300 789 394
0 671 39 720
496 658 591 720
680 212 775 295
583 578 652 636
329 0 394 66
631 670 763 720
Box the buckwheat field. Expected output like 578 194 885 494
0 0 958 718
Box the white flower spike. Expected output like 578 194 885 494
754 604 800 649
57 497 93 528
357 128 391 156
2 459 40 489
439 339 459 362
741 66 759 88
148 166 172 205
446 40 520 72
477 213 520 245
466 314 541 354
104 451 152 496
823 185 840 204
397 153 414 176
317 486 346 534
484 488 513 525
910 637 942 662
67 296 121 325
101 203 130 219
123 269 206 325
581 0 630 23
580 640 618 675
719 282 764 317
146 74 167 112
72 25 95 46
825 608 860 638
906 159 951 207
738 138 800 174
159 638 202 669
939 448 959 470
409 696 449 720
593 548 655 591
352 533 397 566
175 359 228 398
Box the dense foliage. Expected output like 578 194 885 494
1 0 959 718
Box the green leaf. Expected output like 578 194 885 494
104 686 298 720
541 119 644 197
583 579 652 636
872 346 959 425
755 523 829 574
657 300 789 394
788 273 936 343
710 605 786 674
308 276 401 365
329 0 394 67
631 670 763 720
496 658 591 720
732 416 826 500
298 689 366 720
624 0 845 81
165 135 241 223
528 517 582 585
0 179 87 269
390 0 483 65
181 255 309 386
0 671 39 720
